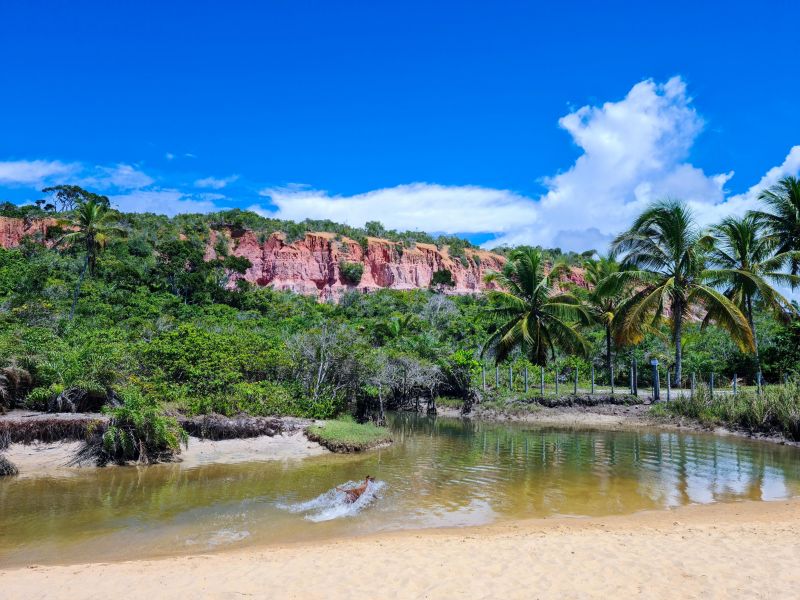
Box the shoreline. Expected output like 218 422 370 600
3 404 797 477
438 403 800 447
3 431 328 477
2 498 798 598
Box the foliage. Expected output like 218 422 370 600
339 260 365 284
482 248 590 365
661 381 800 440
1 187 800 431
431 268 455 287
606 199 754 384
92 388 187 465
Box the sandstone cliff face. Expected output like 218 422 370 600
207 229 506 300
0 217 57 248
0 217 595 301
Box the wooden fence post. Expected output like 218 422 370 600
540 366 544 395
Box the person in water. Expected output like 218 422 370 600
337 476 374 503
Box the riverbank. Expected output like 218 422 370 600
2 498 798 598
439 402 800 447
4 432 328 477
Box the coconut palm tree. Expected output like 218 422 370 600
706 214 799 370
57 199 123 319
752 176 800 279
603 200 754 386
579 256 626 377
482 248 590 365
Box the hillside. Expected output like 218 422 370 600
0 214 509 300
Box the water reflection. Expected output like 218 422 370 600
1 413 798 566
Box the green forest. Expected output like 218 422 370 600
2 179 800 449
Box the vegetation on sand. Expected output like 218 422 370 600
305 418 392 452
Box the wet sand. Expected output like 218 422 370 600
3 432 327 477
2 499 798 599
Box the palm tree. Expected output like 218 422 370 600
57 199 122 319
482 248 590 365
376 313 417 341
603 200 754 386
579 256 625 377
752 176 800 279
706 214 799 370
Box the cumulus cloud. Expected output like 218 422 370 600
195 175 239 189
0 159 80 186
255 77 799 252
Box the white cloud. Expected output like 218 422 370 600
254 183 538 234
82 164 154 190
0 160 80 186
165 153 175 160
253 77 799 253
109 189 223 215
195 175 239 189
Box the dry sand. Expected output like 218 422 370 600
2 499 798 599
3 432 327 477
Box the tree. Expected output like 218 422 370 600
482 247 590 365
42 185 110 212
605 200 754 385
751 176 800 280
579 256 626 377
706 214 799 371
339 260 364 284
431 268 455 288
56 198 123 319
375 313 417 341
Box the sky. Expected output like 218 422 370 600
1 0 799 252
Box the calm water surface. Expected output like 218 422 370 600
2 413 799 566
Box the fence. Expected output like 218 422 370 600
479 362 787 401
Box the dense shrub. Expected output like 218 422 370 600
339 261 365 285
78 388 187 465
431 268 454 287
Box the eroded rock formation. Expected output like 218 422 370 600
207 229 507 300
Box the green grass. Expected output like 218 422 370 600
655 382 800 440
305 418 392 452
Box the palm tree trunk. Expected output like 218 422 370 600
605 325 612 381
69 255 90 320
746 294 760 373
673 301 683 387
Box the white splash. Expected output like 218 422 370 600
278 480 386 522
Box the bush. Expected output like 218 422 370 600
431 269 455 287
0 455 18 477
77 388 187 465
339 261 364 285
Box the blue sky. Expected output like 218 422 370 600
1 1 799 250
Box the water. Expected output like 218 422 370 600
2 413 799 566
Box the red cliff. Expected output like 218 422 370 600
206 229 507 301
0 216 57 248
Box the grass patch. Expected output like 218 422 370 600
660 382 800 440
305 418 392 452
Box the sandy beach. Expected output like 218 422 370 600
3 432 328 477
2 498 798 599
